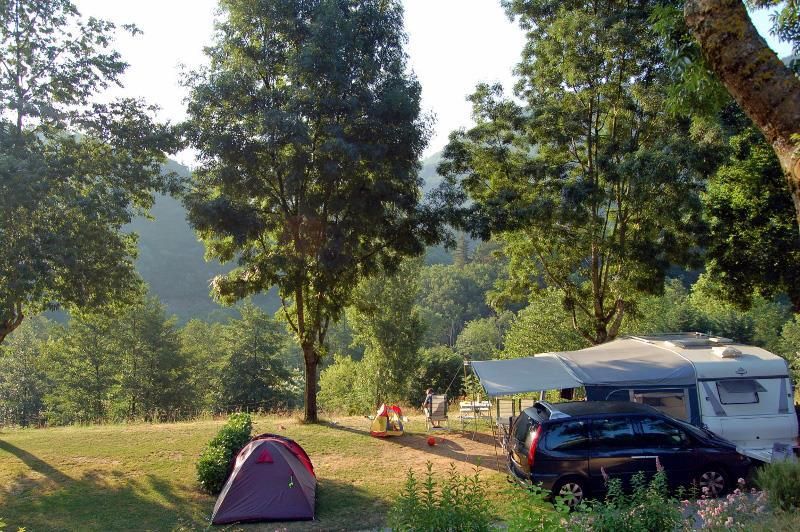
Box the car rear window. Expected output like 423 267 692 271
590 417 636 448
513 413 538 442
545 420 588 451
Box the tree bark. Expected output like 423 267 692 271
302 344 319 423
0 305 24 345
685 0 800 232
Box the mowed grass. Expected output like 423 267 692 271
0 415 518 531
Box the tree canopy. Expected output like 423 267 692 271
438 0 708 344
0 0 181 344
183 0 439 421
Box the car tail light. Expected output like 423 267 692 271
527 426 542 468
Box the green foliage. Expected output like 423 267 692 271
625 277 794 356
0 317 52 426
441 0 706 345
689 276 792 352
756 460 800 511
195 444 230 497
455 313 512 361
128 184 284 322
196 413 253 495
778 315 800 378
417 262 502 347
217 304 293 410
388 463 492 532
113 297 191 421
702 124 800 312
504 482 570 532
0 0 181 345
43 295 193 424
649 3 731 115
625 278 704 335
570 471 682 532
319 354 375 415
502 289 588 358
462 374 486 402
183 0 438 421
179 302 299 413
347 260 425 406
409 346 464 405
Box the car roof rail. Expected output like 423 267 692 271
536 400 571 420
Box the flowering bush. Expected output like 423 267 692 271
686 478 768 531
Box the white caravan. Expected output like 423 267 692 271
471 333 798 462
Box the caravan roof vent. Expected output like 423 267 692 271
712 346 742 358
708 336 733 344
666 338 712 348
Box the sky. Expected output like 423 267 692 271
73 0 792 167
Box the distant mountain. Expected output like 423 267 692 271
420 151 444 195
131 154 451 321
129 161 279 322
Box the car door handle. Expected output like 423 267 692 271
631 455 658 459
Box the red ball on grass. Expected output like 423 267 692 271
427 436 436 446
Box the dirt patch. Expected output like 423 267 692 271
320 415 505 475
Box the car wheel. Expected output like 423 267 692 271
697 467 728 497
553 478 586 508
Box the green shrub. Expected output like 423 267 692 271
504 482 570 531
319 354 374 415
388 462 492 532
569 470 682 532
196 413 253 494
208 412 253 451
756 460 800 511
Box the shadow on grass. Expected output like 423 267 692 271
320 421 501 469
0 440 71 484
0 440 212 531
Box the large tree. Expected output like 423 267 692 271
183 0 438 421
0 0 181 344
437 0 707 344
684 0 800 232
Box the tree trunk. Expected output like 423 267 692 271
685 0 800 232
0 305 25 345
302 344 319 423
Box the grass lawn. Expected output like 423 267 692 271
0 414 520 531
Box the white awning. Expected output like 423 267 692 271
470 355 582 397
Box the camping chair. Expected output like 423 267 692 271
425 394 449 431
493 398 517 452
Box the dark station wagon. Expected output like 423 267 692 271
507 401 751 506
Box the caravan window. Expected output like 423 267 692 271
631 390 690 421
716 379 766 405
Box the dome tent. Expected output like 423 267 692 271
211 434 316 525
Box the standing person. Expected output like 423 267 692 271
422 388 440 427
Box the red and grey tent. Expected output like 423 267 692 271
211 434 316 525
